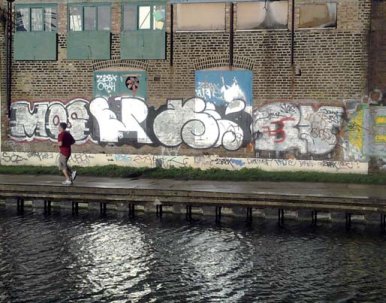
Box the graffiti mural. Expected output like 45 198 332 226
10 96 369 160
253 102 344 155
153 97 251 150
90 97 152 144
342 103 370 161
10 96 252 150
370 107 386 158
10 98 90 142
195 70 253 107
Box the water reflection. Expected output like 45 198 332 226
0 210 385 302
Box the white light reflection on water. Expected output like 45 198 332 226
67 221 155 302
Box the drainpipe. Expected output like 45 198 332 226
229 2 234 68
170 4 173 66
6 0 14 118
291 0 295 66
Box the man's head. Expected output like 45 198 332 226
59 122 67 132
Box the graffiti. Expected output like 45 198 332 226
154 97 250 150
10 99 90 142
27 152 54 161
10 97 353 156
253 103 344 155
93 71 147 99
90 97 152 144
1 152 28 164
70 154 95 165
210 157 245 168
342 104 370 161
96 74 118 94
195 70 253 106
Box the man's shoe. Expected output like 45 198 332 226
71 171 77 182
62 180 72 185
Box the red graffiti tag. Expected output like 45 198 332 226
262 117 295 143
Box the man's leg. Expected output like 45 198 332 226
59 155 72 184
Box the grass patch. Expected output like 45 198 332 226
0 164 385 185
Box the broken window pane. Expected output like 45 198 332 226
69 6 82 31
237 1 288 30
31 8 43 31
139 6 151 29
45 7 57 31
153 5 165 30
16 8 30 31
176 3 226 31
299 3 337 29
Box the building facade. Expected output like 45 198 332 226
0 0 385 173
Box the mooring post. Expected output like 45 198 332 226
129 203 135 218
381 214 386 230
312 210 318 225
44 200 51 214
186 205 192 221
100 202 107 215
215 206 222 223
72 202 79 214
346 213 352 229
278 209 284 226
246 207 253 224
156 205 163 218
17 197 24 213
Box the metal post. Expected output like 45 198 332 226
381 214 385 230
156 205 163 218
278 209 284 226
215 206 222 223
129 203 135 218
186 205 192 221
346 213 352 229
17 197 24 213
72 202 78 214
100 202 107 215
246 207 252 223
312 210 318 225
44 200 51 214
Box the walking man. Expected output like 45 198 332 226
57 122 77 185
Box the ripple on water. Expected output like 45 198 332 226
0 211 385 302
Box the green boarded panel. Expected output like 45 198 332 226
121 31 165 59
93 71 147 99
67 31 110 60
14 32 57 61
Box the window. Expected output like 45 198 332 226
16 5 57 32
176 3 226 32
237 1 288 30
121 2 166 59
299 4 337 29
123 4 165 31
69 4 111 31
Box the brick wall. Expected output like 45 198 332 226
0 0 373 159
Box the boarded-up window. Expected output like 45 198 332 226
176 3 225 31
237 1 288 30
299 3 337 29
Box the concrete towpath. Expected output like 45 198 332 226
0 174 385 222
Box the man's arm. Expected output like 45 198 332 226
57 132 63 147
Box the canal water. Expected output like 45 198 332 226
0 209 385 303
